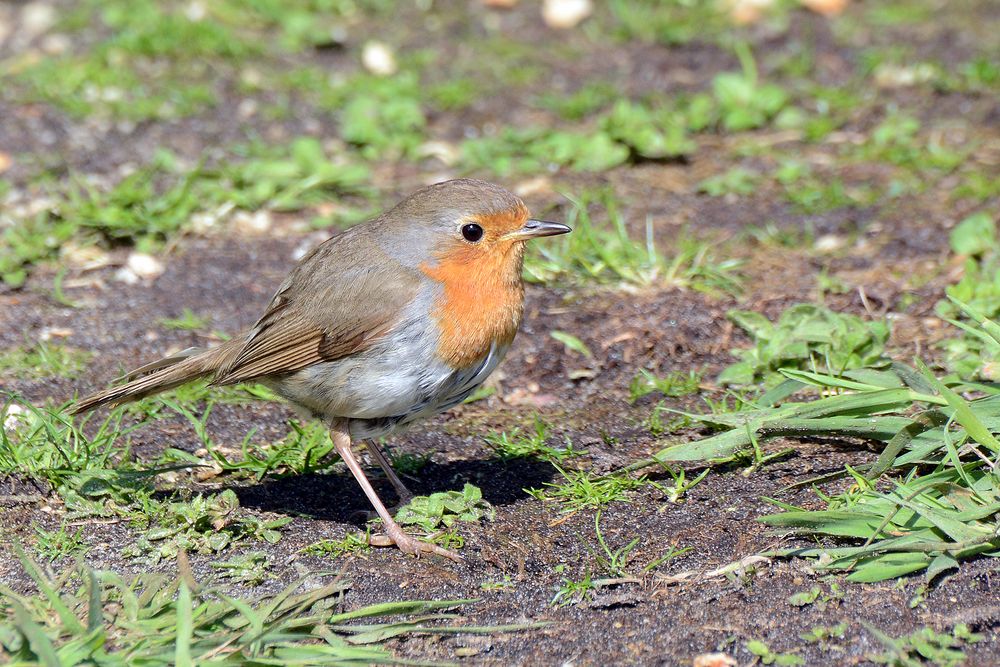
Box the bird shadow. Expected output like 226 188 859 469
231 457 557 525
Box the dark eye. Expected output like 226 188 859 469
461 223 484 243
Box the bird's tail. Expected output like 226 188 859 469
71 345 234 414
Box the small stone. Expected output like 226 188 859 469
184 1 206 21
813 234 845 252
483 0 519 7
361 41 397 76
39 327 73 341
800 0 848 16
542 0 592 29
40 33 70 54
233 209 272 234
726 0 774 25
21 2 56 38
0 152 11 174
693 653 737 667
126 252 165 280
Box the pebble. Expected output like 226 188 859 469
361 41 397 76
542 0 592 29
126 252 165 280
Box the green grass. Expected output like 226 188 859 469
527 467 650 514
864 623 982 667
524 189 742 293
484 419 585 463
0 546 530 665
717 303 891 387
623 306 1000 583
0 343 93 380
1 140 370 287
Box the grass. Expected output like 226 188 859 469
524 189 742 293
483 419 585 463
0 545 530 665
624 304 1000 583
1 140 370 287
717 303 891 387
0 343 93 380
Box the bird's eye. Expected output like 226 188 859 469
461 223 484 243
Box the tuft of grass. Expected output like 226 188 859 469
209 551 272 586
717 303 891 387
158 308 211 331
935 213 1000 379
303 531 373 559
629 369 702 402
0 546 529 665
744 640 805 666
528 467 650 514
864 622 982 667
31 523 89 563
484 419 584 464
0 343 93 380
524 190 742 294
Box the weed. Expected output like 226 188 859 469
718 303 890 387
481 576 515 592
394 483 493 532
528 467 648 513
158 308 211 331
484 419 584 463
210 551 271 586
551 572 596 607
745 639 805 666
698 167 759 197
712 44 790 132
303 531 373 559
786 582 842 610
524 190 742 293
864 623 982 667
536 81 620 120
31 523 89 563
936 213 1000 378
629 369 702 402
799 623 848 644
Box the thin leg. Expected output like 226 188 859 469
330 420 460 561
365 439 415 506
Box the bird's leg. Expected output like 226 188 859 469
364 439 415 508
330 419 460 561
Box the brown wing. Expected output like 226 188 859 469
211 229 421 386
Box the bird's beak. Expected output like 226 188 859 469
503 219 572 241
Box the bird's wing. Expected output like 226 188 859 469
212 232 422 386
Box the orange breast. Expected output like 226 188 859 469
420 243 526 369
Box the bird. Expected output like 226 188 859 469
71 178 571 561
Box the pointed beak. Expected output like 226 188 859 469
503 219 572 241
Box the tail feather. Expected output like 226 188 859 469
71 345 233 414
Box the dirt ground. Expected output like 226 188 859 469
2 1 1000 665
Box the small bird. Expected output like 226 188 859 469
72 179 571 560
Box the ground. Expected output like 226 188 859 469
1 1 1000 665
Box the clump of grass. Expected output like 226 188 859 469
625 303 1000 582
528 467 649 514
935 212 1000 379
864 623 982 667
629 369 702 402
1 140 370 288
0 343 93 380
717 303 890 387
0 546 526 665
524 190 742 294
484 418 584 463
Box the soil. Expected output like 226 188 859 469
2 1 1000 665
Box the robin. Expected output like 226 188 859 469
71 178 571 561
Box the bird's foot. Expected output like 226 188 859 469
367 526 461 562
